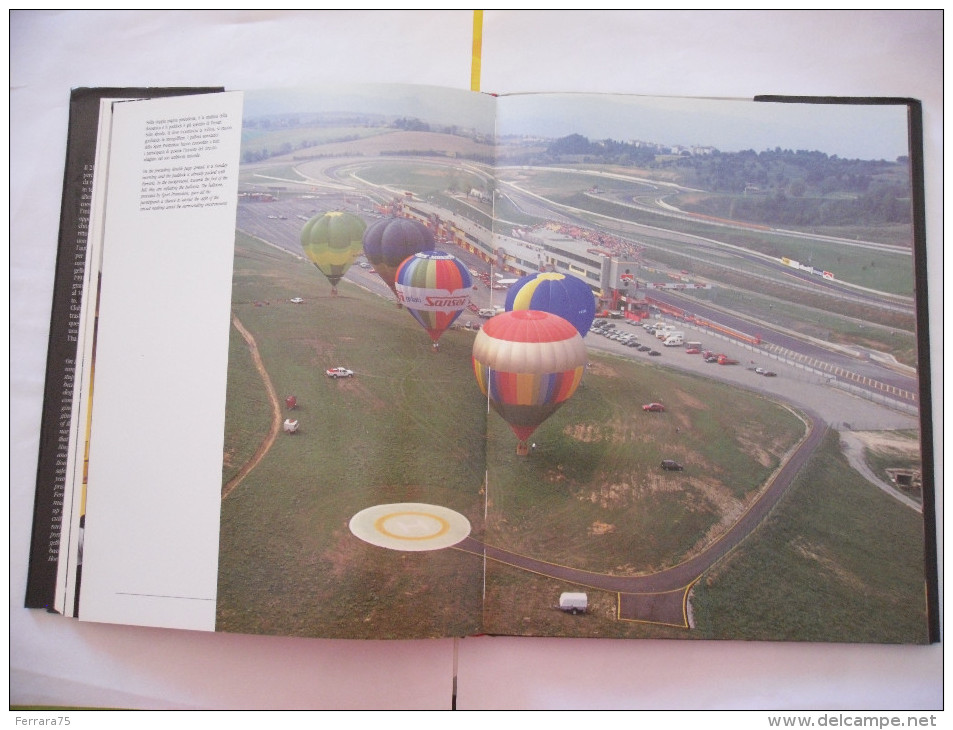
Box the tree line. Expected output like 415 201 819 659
543 135 913 226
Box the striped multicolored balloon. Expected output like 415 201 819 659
395 251 473 346
472 309 587 453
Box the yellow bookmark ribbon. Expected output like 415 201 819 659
471 10 483 92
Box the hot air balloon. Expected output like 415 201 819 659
395 251 473 349
300 211 366 295
362 217 435 299
504 271 596 337
472 309 587 455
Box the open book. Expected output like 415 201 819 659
27 84 938 643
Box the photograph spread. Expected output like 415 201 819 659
32 83 937 645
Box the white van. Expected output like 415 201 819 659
559 592 588 615
663 332 685 346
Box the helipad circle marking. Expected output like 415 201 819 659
374 511 451 540
349 502 471 552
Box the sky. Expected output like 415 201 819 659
495 93 912 161
245 84 912 162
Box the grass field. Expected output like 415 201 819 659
354 161 488 199
690 431 929 643
483 432 929 641
241 125 388 158
215 230 928 642
481 358 804 574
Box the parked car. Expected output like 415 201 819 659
685 347 701 354
762 371 777 377
325 367 354 378
649 350 661 356
638 345 652 352
660 460 684 471
290 297 304 304
642 403 665 412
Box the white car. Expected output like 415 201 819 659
290 297 304 304
325 367 354 378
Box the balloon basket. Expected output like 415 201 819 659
516 440 530 456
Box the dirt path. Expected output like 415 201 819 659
838 430 921 512
222 314 282 500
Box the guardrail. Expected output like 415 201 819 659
674 320 919 416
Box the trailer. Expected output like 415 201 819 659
558 592 588 615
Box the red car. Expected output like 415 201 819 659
685 347 701 354
642 403 665 412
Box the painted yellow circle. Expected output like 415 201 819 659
374 511 451 540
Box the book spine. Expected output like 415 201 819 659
25 88 100 610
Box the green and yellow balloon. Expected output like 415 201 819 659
300 211 367 295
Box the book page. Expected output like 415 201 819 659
78 91 244 630
53 98 117 618
479 91 932 643
214 84 496 639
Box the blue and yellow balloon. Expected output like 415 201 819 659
504 272 596 337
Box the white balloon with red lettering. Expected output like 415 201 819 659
394 250 474 347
